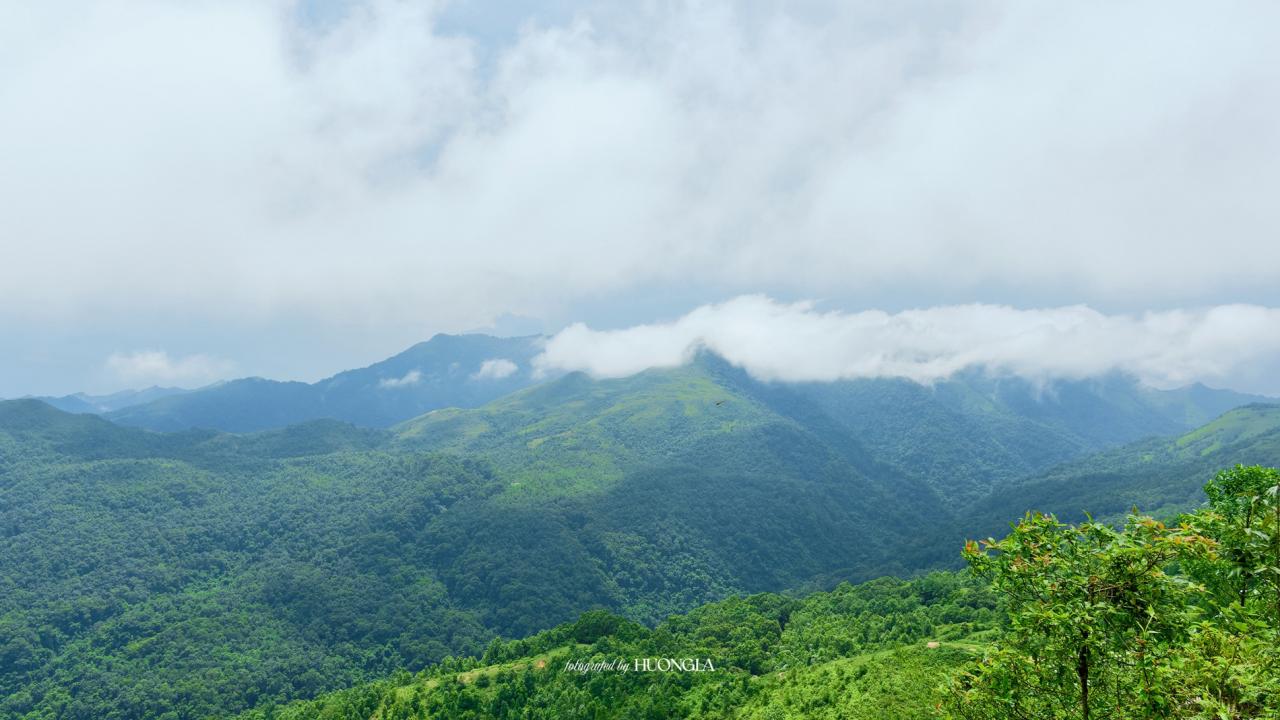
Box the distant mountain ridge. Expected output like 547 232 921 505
26 386 191 415
79 334 1274 452
104 334 549 432
969 401 1280 534
388 351 1276 524
405 351 1268 508
776 369 1270 506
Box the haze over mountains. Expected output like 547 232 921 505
33 332 1273 530
18 332 1271 519
49 335 548 433
25 331 1270 439
33 386 191 416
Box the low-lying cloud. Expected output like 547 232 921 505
378 369 421 388
472 358 519 380
105 351 234 388
535 296 1280 392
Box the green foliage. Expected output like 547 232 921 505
0 443 499 717
1 361 1275 720
393 362 962 619
0 383 957 718
944 465 1280 719
948 514 1211 718
972 404 1280 533
236 571 995 720
1192 465 1280 619
779 371 1265 508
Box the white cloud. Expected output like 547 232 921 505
534 295 1280 391
105 351 234 388
379 369 421 388
3 1 1280 395
1 0 1278 333
472 358 519 380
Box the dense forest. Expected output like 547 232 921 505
2 349 1279 718
240 466 1280 719
0 390 949 718
238 571 1000 720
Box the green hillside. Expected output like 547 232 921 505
236 571 999 720
393 361 909 499
392 355 1266 511
0 402 496 717
2 371 1276 718
95 335 1266 479
971 403 1280 533
395 362 956 623
244 463 1280 720
778 371 1267 507
0 386 949 718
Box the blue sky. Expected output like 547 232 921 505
2 1 1279 396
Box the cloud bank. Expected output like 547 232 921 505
534 296 1280 391
105 351 234 388
2 0 1278 330
3 1 1278 395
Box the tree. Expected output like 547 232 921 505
945 512 1212 719
1173 465 1280 716
1187 465 1280 623
945 465 1280 720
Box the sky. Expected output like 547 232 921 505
2 0 1279 397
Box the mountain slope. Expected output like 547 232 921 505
105 334 548 432
235 571 998 720
394 353 1267 509
33 386 191 414
393 359 955 623
970 403 1280 534
777 371 1269 507
1 370 1272 718
98 332 1266 457
0 389 950 718
0 403 498 718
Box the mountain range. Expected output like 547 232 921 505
32 386 191 415
25 334 548 433
27 335 1265 453
1 334 1277 718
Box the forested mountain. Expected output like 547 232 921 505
104 335 547 432
79 333 1266 455
239 466 1280 720
393 352 1267 508
393 359 954 620
970 402 1280 533
237 571 1002 720
1 401 480 717
0 388 948 718
775 371 1267 506
1 360 1276 718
